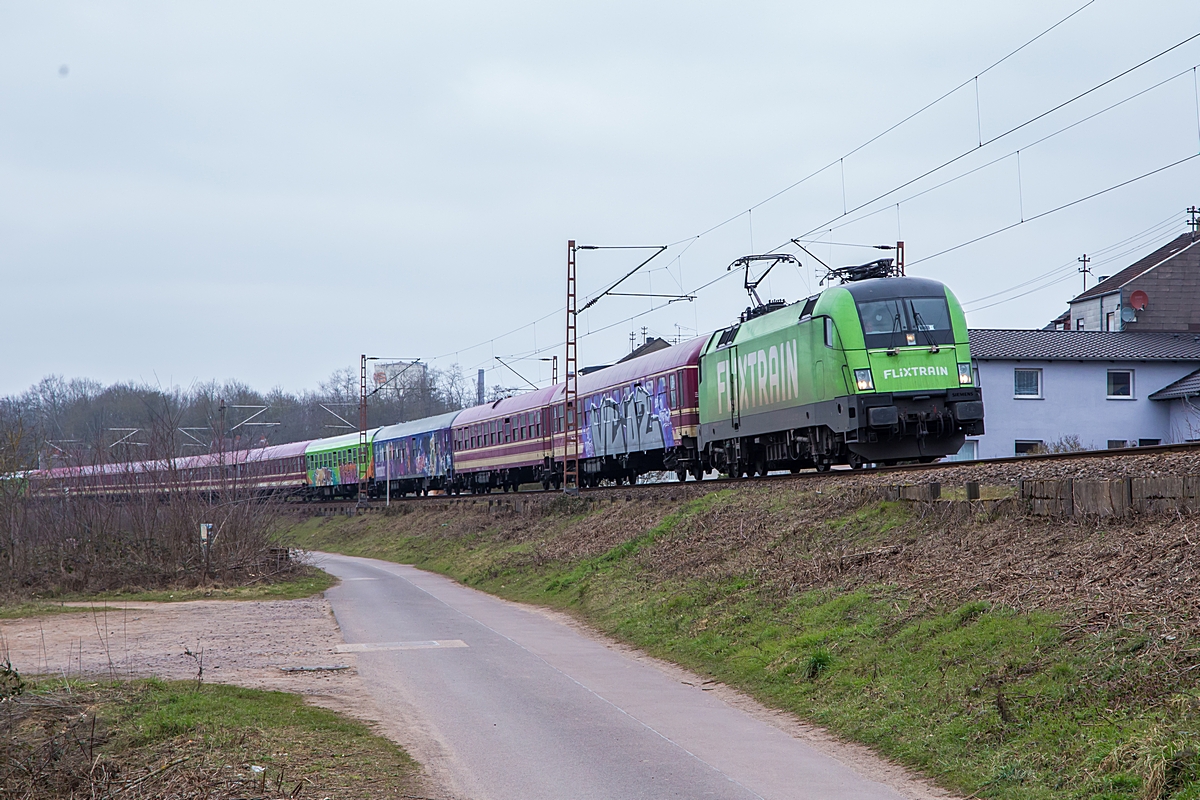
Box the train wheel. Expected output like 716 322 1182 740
542 479 551 491
676 468 688 483
816 462 831 473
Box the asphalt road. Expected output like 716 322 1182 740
317 552 914 800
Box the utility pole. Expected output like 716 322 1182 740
359 354 368 505
565 240 673 494
565 241 579 494
1078 254 1092 292
1189 206 1199 240
539 356 558 384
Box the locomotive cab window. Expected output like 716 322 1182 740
856 295 953 349
824 317 835 348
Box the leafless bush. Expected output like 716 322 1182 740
0 408 298 599
1040 435 1088 454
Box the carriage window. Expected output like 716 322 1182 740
668 374 678 406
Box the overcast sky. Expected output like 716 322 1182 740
3 1 1199 397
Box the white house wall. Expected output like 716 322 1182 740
970 359 1196 458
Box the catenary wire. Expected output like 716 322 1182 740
794 31 1200 242
665 0 1100 249
429 9 1183 380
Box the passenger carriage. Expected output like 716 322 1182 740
373 411 461 497
303 429 381 500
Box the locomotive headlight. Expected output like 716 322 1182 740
854 369 875 391
958 363 973 385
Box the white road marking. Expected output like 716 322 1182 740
336 639 469 653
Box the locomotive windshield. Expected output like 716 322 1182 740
856 296 954 348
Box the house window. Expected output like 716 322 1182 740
1015 440 1043 456
1107 440 1127 449
1107 370 1133 399
1076 319 1084 330
1138 438 1161 447
1014 368 1042 398
947 440 977 461
1105 312 1114 331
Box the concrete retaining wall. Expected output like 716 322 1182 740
879 476 1200 518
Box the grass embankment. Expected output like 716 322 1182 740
1 675 422 799
0 568 337 619
287 486 1200 800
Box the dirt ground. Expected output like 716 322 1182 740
0 597 373 719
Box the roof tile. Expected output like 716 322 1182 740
969 328 1200 361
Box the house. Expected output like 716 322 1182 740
962 329 1200 458
1051 230 1200 332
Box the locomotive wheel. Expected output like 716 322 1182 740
542 479 551 491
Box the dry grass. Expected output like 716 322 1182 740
0 677 431 800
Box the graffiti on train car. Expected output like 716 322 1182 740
378 429 452 480
580 378 675 459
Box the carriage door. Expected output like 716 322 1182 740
728 345 741 431
541 406 552 468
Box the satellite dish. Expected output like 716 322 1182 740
1121 306 1137 323
1130 290 1149 310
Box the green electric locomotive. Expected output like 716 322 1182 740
697 259 983 473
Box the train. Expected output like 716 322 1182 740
30 262 983 499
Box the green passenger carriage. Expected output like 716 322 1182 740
304 429 381 499
698 268 983 474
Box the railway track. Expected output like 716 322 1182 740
291 440 1200 514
